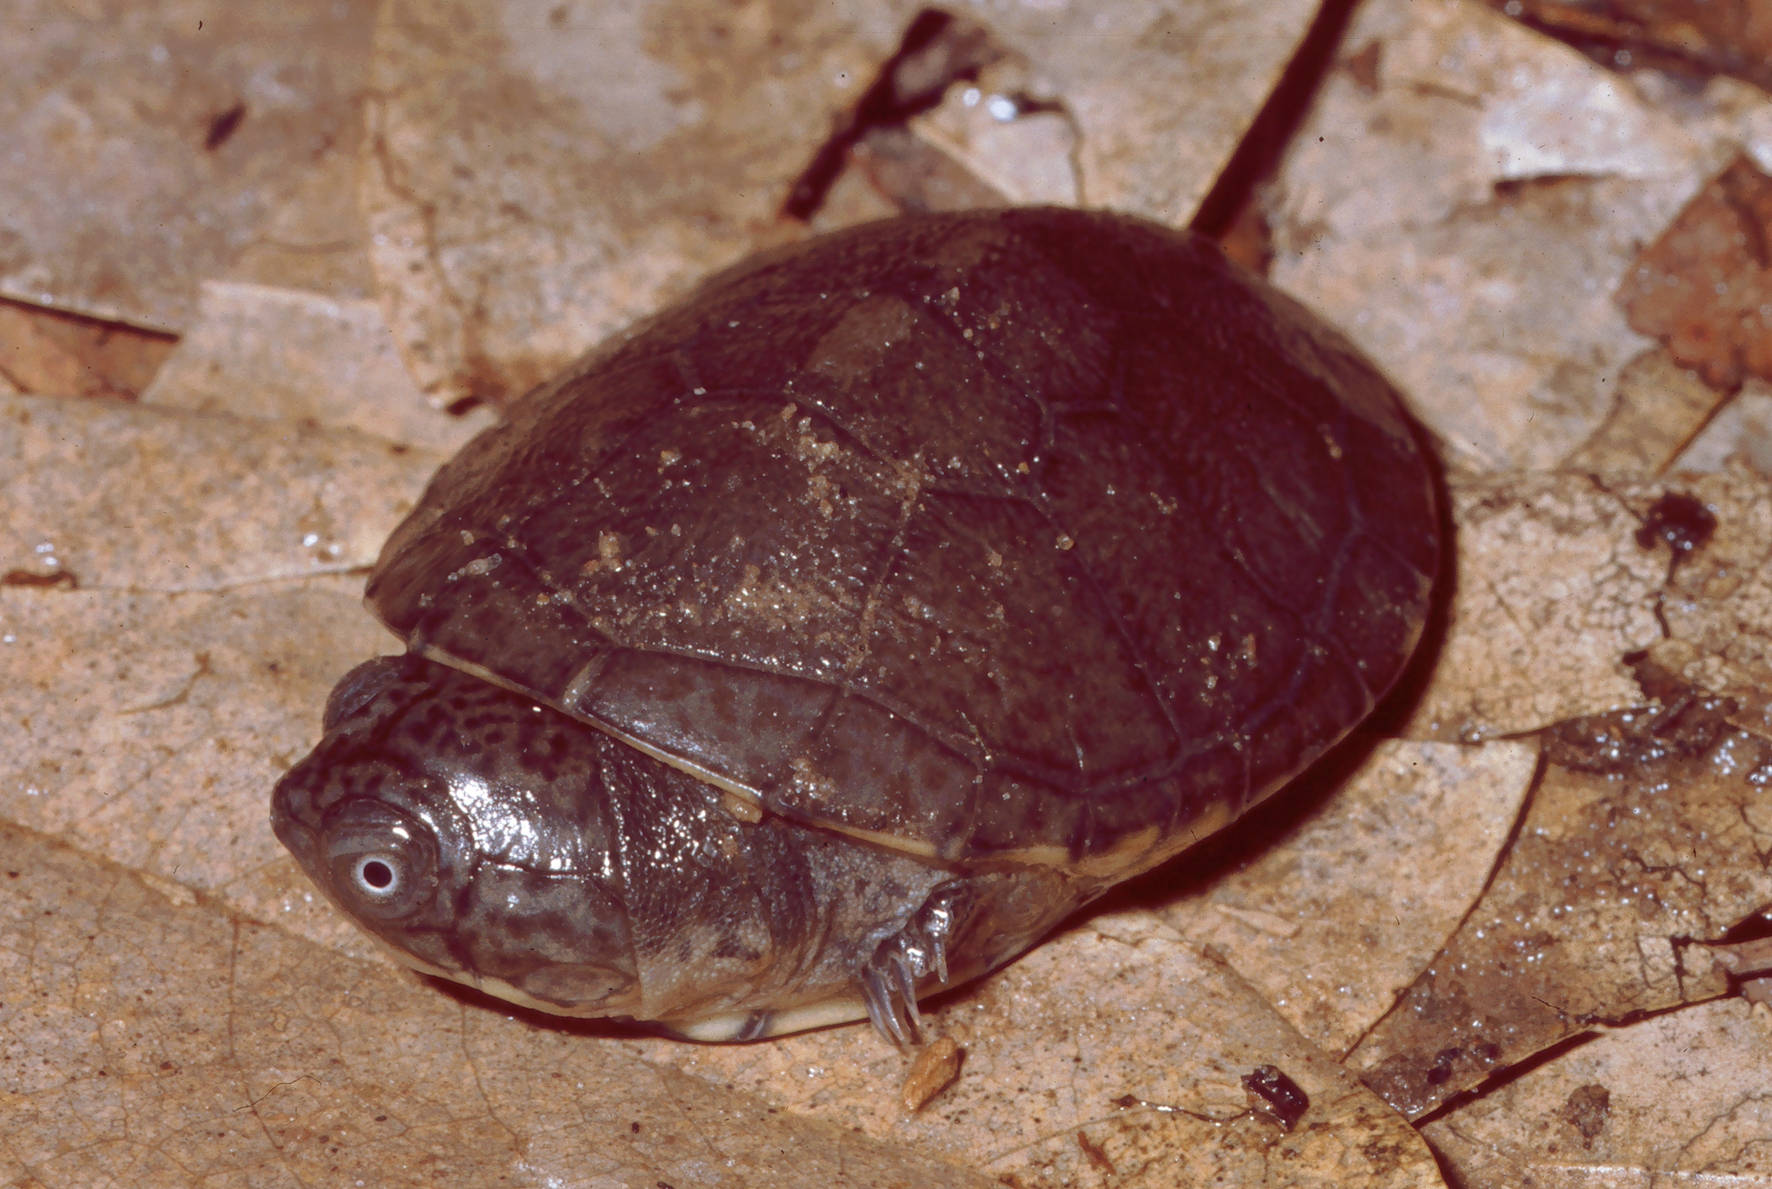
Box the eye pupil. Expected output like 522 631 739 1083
357 857 398 893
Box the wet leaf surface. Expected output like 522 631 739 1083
0 393 438 591
5 0 1772 1185
1421 996 1772 1183
1354 702 1772 1116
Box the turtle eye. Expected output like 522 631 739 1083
323 800 440 921
351 853 404 898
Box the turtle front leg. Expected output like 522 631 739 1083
858 867 1101 1046
860 880 971 1046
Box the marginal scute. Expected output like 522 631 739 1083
367 207 1440 871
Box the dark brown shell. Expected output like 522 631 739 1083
367 207 1438 877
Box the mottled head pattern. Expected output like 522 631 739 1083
272 655 642 1014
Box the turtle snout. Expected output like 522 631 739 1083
269 770 323 872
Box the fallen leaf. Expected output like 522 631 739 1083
1618 154 1772 391
1268 0 1716 471
0 392 434 591
1563 348 1726 474
1422 997 1772 1183
1353 699 1772 1116
1484 0 1772 94
5 0 1772 1183
360 0 1322 405
0 821 996 1188
1163 739 1538 1054
0 0 377 331
140 281 496 449
1678 381 1772 473
1407 472 1664 739
0 303 172 401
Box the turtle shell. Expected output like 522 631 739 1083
366 207 1438 879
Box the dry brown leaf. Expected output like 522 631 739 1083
7 0 1772 1184
1423 997 1772 1182
1353 702 1772 1116
360 0 1320 406
140 281 496 450
0 1 377 331
0 392 436 591
0 580 382 934
1678 380 1772 473
1269 0 1722 472
1564 348 1727 474
0 302 173 401
0 821 996 1188
1162 739 1538 1054
1409 472 1665 738
360 0 908 404
1619 154 1772 391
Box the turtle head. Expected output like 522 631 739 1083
271 654 645 1018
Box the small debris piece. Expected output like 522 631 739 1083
2 568 78 590
1708 911 1772 1008
900 1035 964 1113
1617 155 1772 391
1633 490 1717 575
1560 1082 1611 1148
1075 1128 1116 1173
204 101 247 150
1243 1064 1310 1131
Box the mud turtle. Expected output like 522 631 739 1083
271 207 1439 1043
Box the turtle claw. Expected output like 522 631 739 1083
859 883 964 1047
862 948 924 1047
